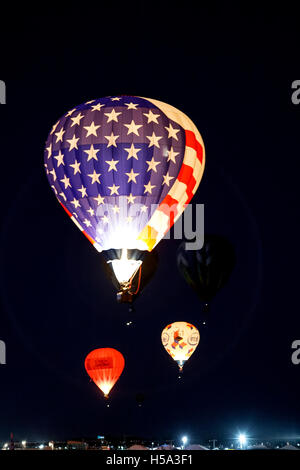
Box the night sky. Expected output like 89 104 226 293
0 4 300 444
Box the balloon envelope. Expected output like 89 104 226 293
44 96 205 284
161 321 200 370
177 234 236 304
84 348 125 397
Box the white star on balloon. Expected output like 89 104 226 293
162 172 174 186
105 159 119 171
165 123 180 140
55 127 65 143
70 112 84 127
124 143 141 160
54 150 65 167
66 108 76 117
104 109 122 122
87 207 95 216
84 144 100 161
66 134 80 150
71 198 81 208
50 121 60 135
146 132 162 148
46 143 52 159
70 159 81 175
126 168 139 183
125 102 139 109
105 132 119 147
88 170 101 184
91 103 105 111
83 218 92 227
108 184 120 195
146 157 161 172
84 121 101 137
124 120 143 136
94 194 105 205
49 168 57 181
78 185 88 197
143 110 160 124
127 193 136 204
144 181 156 194
166 147 179 163
60 175 71 189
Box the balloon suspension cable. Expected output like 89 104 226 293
104 394 110 407
117 262 143 323
130 264 142 295
200 303 210 326
126 265 142 322
178 364 183 379
203 302 210 313
118 262 142 293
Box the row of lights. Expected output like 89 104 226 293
1 435 246 450
181 434 248 449
8 434 300 450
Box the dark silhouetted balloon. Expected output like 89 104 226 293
177 235 236 308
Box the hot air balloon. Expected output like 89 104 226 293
161 322 200 372
177 234 236 311
44 96 205 301
84 348 125 398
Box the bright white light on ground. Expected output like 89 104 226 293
182 436 188 446
238 434 247 448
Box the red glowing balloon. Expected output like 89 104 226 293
84 348 125 398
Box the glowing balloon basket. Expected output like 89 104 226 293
161 322 200 372
44 96 205 301
84 348 125 399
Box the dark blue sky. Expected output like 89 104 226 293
0 4 299 443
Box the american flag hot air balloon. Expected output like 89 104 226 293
44 96 205 299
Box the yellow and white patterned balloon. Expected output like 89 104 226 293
161 321 200 371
